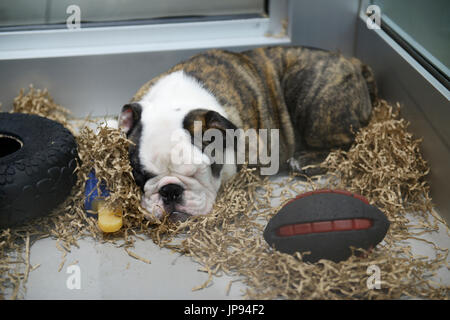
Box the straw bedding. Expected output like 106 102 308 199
0 86 448 299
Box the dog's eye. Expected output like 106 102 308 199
211 163 223 178
143 171 156 181
132 168 156 191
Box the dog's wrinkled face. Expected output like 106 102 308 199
119 72 237 221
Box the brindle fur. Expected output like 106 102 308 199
132 46 376 173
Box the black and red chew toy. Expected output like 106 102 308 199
263 189 390 263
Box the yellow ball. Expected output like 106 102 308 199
97 204 123 233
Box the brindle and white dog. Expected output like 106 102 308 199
118 46 377 221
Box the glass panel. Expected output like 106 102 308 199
372 0 449 77
0 0 266 28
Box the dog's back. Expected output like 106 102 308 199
132 46 376 163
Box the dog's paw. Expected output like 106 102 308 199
287 155 328 177
287 157 304 173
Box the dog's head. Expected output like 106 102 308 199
119 74 238 221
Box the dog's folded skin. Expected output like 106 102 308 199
119 46 376 221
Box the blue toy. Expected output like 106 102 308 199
84 170 110 217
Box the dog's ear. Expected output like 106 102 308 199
119 103 142 135
183 109 237 139
183 109 237 177
204 110 237 132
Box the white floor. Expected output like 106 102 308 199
24 237 247 299
20 186 449 300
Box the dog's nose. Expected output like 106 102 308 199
159 183 184 204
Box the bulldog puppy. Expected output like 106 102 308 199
119 46 376 221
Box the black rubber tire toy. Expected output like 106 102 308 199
0 112 79 229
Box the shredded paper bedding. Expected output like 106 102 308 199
0 86 448 299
